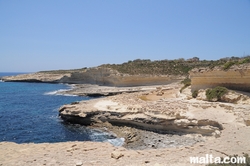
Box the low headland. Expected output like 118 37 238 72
1 57 250 166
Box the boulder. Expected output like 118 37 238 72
111 150 124 159
244 115 250 126
196 89 207 101
221 91 241 103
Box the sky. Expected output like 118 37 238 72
0 0 250 72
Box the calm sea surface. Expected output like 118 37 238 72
0 73 123 145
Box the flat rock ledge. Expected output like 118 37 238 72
59 98 223 137
59 83 250 150
59 84 169 97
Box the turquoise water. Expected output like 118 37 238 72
0 73 123 145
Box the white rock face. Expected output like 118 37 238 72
190 64 250 92
2 67 184 86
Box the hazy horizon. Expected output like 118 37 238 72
1 55 250 73
1 0 250 72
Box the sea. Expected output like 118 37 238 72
0 72 124 146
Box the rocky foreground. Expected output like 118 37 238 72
1 82 250 166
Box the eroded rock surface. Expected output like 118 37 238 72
59 97 223 137
190 64 250 92
1 67 184 86
58 84 169 97
0 72 70 83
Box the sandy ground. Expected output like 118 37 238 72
1 123 250 166
1 83 250 166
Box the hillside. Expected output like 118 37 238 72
2 56 250 87
100 56 250 75
35 56 250 76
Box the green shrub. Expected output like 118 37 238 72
207 153 250 166
223 61 236 70
206 86 228 101
239 58 250 65
181 78 191 86
180 78 191 92
192 90 198 98
100 58 217 76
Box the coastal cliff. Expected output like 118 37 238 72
59 67 183 86
2 62 250 165
0 73 71 83
59 82 250 138
57 82 250 157
1 67 184 86
190 64 250 92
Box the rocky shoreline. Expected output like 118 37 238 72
89 121 205 150
1 80 250 165
58 84 169 97
58 81 250 144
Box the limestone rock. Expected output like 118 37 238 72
221 91 241 103
75 161 83 166
190 64 250 92
2 67 184 86
196 89 207 101
59 96 223 136
195 89 250 104
244 115 250 126
111 150 124 159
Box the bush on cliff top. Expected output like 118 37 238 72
223 57 250 70
38 56 250 75
101 56 250 76
223 61 237 70
100 58 227 76
206 86 228 101
239 57 250 64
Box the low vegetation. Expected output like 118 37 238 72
223 61 237 70
206 86 228 101
38 56 250 75
223 57 250 70
38 68 88 74
180 78 191 92
192 90 198 98
101 58 214 76
101 56 250 75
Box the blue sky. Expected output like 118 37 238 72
1 0 250 72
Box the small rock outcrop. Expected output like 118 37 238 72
195 88 250 104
